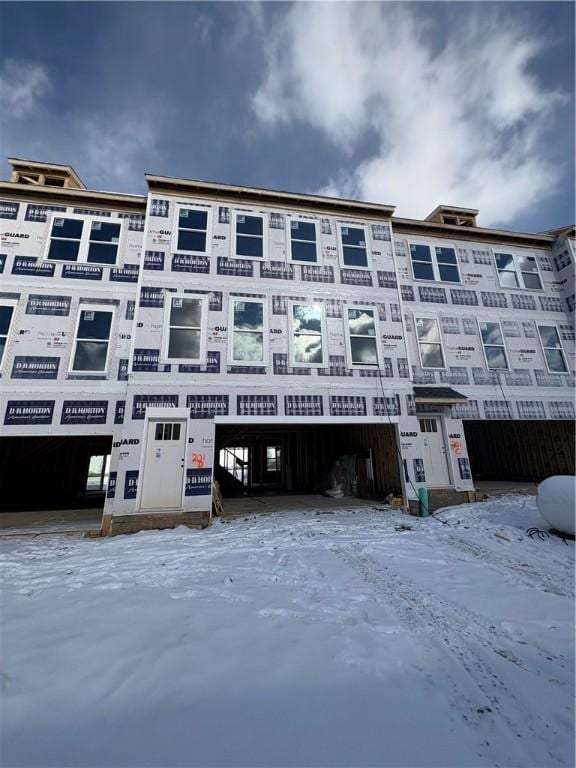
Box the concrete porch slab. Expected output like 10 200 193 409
0 508 103 537
474 480 539 498
218 494 379 519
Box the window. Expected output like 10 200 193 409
435 248 460 282
164 295 206 362
0 301 16 367
288 219 318 263
48 217 82 261
173 206 210 253
154 422 182 441
415 317 445 369
88 221 123 264
346 307 379 366
290 303 324 365
230 299 266 364
46 215 122 266
537 325 568 373
219 446 248 485
266 446 281 472
337 223 370 268
71 307 113 373
233 212 265 258
494 252 543 290
85 454 111 492
479 321 508 370
410 245 433 280
409 244 460 283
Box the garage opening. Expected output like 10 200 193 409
215 423 402 500
0 436 113 512
464 420 575 482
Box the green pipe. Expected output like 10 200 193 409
418 486 429 517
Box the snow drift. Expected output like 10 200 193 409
537 475 576 535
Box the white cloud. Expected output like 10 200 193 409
0 59 50 118
81 114 158 191
253 4 566 226
193 14 215 46
0 58 156 192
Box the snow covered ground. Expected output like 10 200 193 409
1 496 574 768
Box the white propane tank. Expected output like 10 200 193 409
536 476 576 536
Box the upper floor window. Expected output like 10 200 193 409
163 295 207 363
46 215 122 266
230 298 266 364
234 212 266 258
415 317 445 369
537 325 568 373
288 219 318 263
479 321 508 370
0 300 16 367
435 247 460 282
290 303 324 366
346 307 379 366
173 206 210 254
494 252 543 290
337 224 370 269
71 307 113 373
409 244 460 283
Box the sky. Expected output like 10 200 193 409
0 1 574 232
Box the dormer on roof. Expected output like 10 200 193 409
425 205 479 228
7 157 86 190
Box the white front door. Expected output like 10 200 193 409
140 419 186 510
418 417 451 487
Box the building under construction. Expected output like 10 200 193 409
0 158 574 533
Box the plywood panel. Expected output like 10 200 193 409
464 420 575 481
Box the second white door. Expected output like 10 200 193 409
140 419 186 510
418 417 451 487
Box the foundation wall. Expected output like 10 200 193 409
101 510 210 536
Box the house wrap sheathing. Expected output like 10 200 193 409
0 158 574 534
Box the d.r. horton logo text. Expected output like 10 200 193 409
4 400 54 425
187 395 229 419
132 394 179 419
329 396 367 416
0 201 19 218
237 395 277 416
26 295 71 316
61 401 108 424
11 357 59 379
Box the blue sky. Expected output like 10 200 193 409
0 2 574 231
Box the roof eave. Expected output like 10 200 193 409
145 173 396 219
538 224 576 238
0 181 146 213
392 216 555 248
